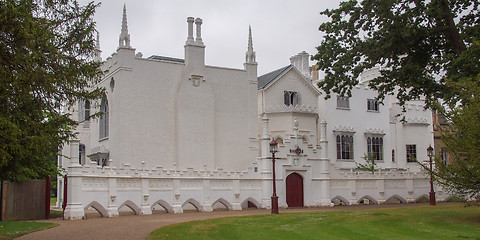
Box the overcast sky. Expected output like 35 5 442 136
83 0 343 76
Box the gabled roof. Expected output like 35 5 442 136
257 65 321 95
148 55 185 63
257 65 292 90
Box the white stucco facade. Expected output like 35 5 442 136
59 8 449 220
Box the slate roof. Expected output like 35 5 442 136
148 55 185 63
257 65 292 90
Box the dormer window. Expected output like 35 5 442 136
284 91 299 106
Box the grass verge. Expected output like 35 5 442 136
50 197 57 206
0 221 57 240
149 205 480 240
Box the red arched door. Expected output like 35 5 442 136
286 173 304 207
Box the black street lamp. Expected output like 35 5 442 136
268 139 279 214
427 145 436 206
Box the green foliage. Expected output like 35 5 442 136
0 0 104 181
149 205 480 240
312 0 480 109
432 83 480 199
356 153 377 173
0 221 57 239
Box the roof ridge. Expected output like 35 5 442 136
257 65 292 90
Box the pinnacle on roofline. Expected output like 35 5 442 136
119 3 131 48
94 31 102 62
246 25 256 64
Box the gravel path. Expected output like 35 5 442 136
16 203 444 240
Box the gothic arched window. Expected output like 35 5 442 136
99 97 109 139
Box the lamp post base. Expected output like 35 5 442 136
271 195 279 214
429 191 436 206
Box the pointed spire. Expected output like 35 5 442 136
94 31 102 62
245 26 256 64
119 4 131 48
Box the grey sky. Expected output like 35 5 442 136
86 0 342 75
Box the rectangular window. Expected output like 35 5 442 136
337 96 350 109
442 149 448 165
284 91 299 106
406 144 417 162
367 99 379 111
84 100 90 121
77 100 90 122
367 136 383 160
337 135 354 160
79 144 86 165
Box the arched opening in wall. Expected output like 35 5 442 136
118 205 136 216
151 200 172 214
118 200 140 216
182 199 201 212
331 196 348 206
445 196 462 202
359 195 378 205
415 195 429 203
241 198 260 209
286 172 304 207
84 201 107 219
182 203 198 212
385 195 407 204
247 201 258 209
212 202 228 211
275 137 284 145
212 198 232 211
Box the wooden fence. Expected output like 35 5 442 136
0 177 50 221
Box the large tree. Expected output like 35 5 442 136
312 0 480 108
313 0 480 198
433 82 480 199
0 0 104 181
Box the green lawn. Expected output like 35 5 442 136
0 221 57 240
50 197 57 206
149 205 480 240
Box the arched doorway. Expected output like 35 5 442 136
286 172 304 207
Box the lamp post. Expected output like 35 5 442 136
268 139 279 214
427 145 436 206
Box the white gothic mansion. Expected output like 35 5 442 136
58 6 451 219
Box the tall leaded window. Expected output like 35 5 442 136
78 100 91 122
79 144 86 165
441 149 448 165
284 91 299 106
85 100 90 120
337 96 350 109
367 99 379 111
367 136 383 160
406 144 416 162
336 135 354 160
99 97 109 139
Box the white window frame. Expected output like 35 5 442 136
367 136 383 161
367 99 379 112
336 96 350 109
99 98 109 140
284 91 299 106
336 134 354 160
406 144 417 162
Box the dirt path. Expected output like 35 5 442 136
16 203 444 240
